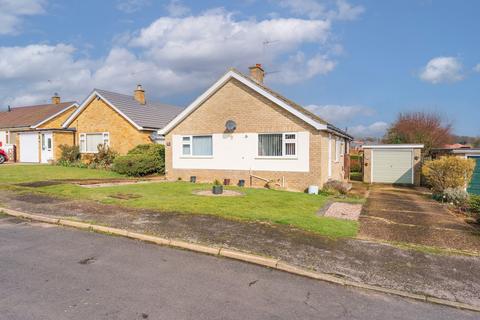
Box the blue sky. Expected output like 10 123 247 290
0 0 479 137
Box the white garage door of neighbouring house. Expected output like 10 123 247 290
372 149 413 184
19 132 40 163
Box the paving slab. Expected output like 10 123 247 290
360 185 480 251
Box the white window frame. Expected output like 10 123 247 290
181 135 213 158
257 132 297 159
335 139 341 162
79 132 110 153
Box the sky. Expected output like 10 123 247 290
0 0 479 138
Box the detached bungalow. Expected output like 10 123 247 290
62 85 182 156
0 94 78 163
159 65 353 191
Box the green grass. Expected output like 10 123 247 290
350 172 363 181
0 165 122 183
0 165 358 238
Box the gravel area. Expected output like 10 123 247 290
323 202 362 221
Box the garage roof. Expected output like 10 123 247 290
362 144 424 149
0 102 77 129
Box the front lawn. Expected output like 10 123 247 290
0 165 122 184
1 165 358 238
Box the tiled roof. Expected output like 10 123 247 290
230 69 352 139
0 102 76 129
94 89 183 130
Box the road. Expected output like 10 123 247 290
0 216 477 320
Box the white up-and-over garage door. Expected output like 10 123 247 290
19 132 40 163
371 149 413 184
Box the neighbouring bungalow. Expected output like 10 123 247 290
431 146 480 194
158 64 353 191
61 85 182 156
0 94 78 163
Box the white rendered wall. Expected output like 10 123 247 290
172 132 310 172
0 131 6 146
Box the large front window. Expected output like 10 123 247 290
258 133 297 157
182 135 213 156
80 132 109 153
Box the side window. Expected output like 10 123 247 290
79 133 86 153
335 139 341 162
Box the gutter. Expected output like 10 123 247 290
326 124 354 140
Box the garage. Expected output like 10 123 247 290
362 144 424 186
19 132 40 163
467 156 480 195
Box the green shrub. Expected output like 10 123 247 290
112 144 165 176
440 187 469 206
89 145 117 169
470 195 480 212
422 157 476 193
322 180 351 195
469 195 480 220
58 145 80 163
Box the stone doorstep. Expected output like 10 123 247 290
1 207 480 313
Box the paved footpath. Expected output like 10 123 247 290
0 216 477 320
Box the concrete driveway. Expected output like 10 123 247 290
359 185 480 252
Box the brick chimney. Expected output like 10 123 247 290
134 84 146 105
51 93 61 104
249 64 264 84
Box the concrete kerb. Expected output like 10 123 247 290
1 206 479 313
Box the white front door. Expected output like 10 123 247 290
40 132 53 163
19 132 40 163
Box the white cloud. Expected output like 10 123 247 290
474 64 480 73
419 56 464 84
116 0 151 14
348 121 389 138
278 0 364 21
0 0 46 35
0 44 93 106
0 8 356 107
130 11 333 82
165 0 191 17
335 0 365 20
306 104 374 123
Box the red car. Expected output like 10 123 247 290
0 149 8 164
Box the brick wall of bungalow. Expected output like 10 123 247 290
65 98 152 156
38 107 77 130
53 132 75 161
165 78 347 191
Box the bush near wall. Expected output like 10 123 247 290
469 195 480 222
58 144 81 164
422 156 475 193
112 144 165 176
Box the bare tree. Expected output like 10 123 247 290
384 112 454 154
